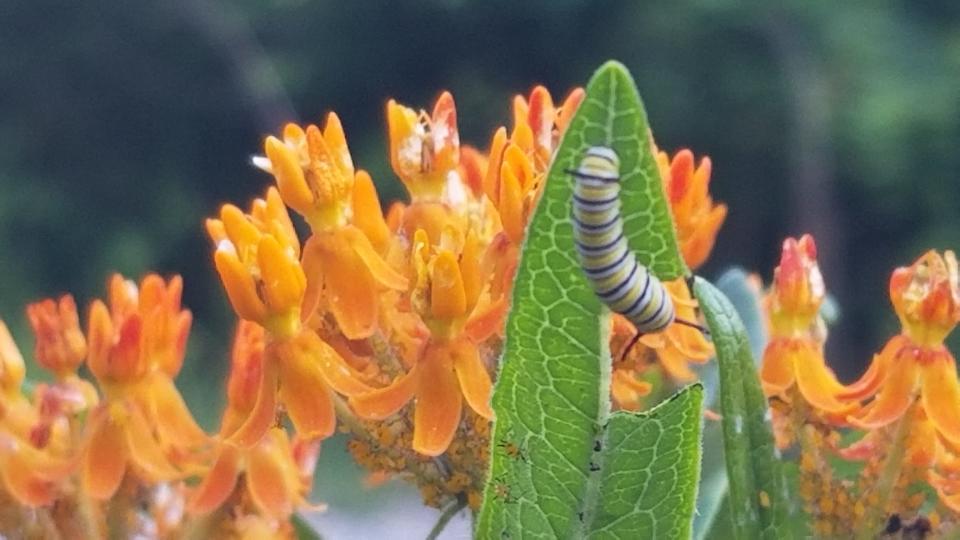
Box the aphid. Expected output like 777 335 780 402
497 439 528 463
491 476 519 504
589 461 601 472
569 146 707 360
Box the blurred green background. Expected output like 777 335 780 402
1 0 959 533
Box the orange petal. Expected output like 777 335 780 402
320 235 380 340
220 204 261 249
838 336 901 400
187 444 241 515
258 234 306 314
464 297 508 343
349 365 419 420
498 158 525 245
413 348 463 456
246 429 299 519
124 403 182 482
293 330 372 397
848 355 919 429
921 354 960 445
82 408 127 500
760 340 796 398
343 227 408 291
1 452 59 507
228 357 279 447
430 251 467 320
351 170 391 253
265 136 312 216
299 237 326 324
792 343 857 414
656 345 698 382
483 127 508 203
278 349 336 440
215 249 267 322
452 341 493 419
322 112 354 181
148 374 208 448
556 88 585 133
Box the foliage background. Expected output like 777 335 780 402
1 0 959 535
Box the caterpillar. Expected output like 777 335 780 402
569 146 703 359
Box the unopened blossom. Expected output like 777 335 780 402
760 235 854 416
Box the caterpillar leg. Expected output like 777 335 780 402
674 318 711 336
619 331 643 363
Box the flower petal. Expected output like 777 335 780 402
848 355 919 429
430 251 467 320
313 234 380 340
792 342 857 414
351 170 391 254
147 374 208 449
246 429 300 519
228 356 279 447
921 354 960 445
187 444 241 515
452 341 493 420
1 452 59 507
266 135 313 216
760 340 796 398
295 330 372 397
278 349 336 440
82 408 127 500
413 348 463 456
124 403 182 482
215 248 267 323
343 227 408 291
349 365 419 420
837 336 901 400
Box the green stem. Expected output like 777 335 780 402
855 402 915 540
425 496 466 540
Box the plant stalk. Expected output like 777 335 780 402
855 401 915 540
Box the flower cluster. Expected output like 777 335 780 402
0 83 728 535
759 235 960 535
0 276 319 538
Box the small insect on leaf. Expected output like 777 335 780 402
497 439 527 463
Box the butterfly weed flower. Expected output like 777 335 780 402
256 114 408 340
81 274 203 500
208 187 374 446
188 321 323 530
657 148 727 272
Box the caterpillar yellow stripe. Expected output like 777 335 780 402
570 146 675 334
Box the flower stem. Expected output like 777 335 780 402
425 496 466 540
855 402 915 540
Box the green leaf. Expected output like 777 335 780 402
692 277 791 540
585 385 704 539
476 60 695 538
694 268 769 540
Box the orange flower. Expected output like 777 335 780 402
81 273 205 500
388 91 459 201
842 250 960 446
484 86 583 244
0 321 73 507
257 116 408 341
349 228 502 456
189 322 322 519
759 235 854 415
208 187 305 339
657 149 727 270
26 294 87 378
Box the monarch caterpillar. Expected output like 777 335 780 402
569 146 704 359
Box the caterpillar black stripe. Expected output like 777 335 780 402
569 146 703 359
